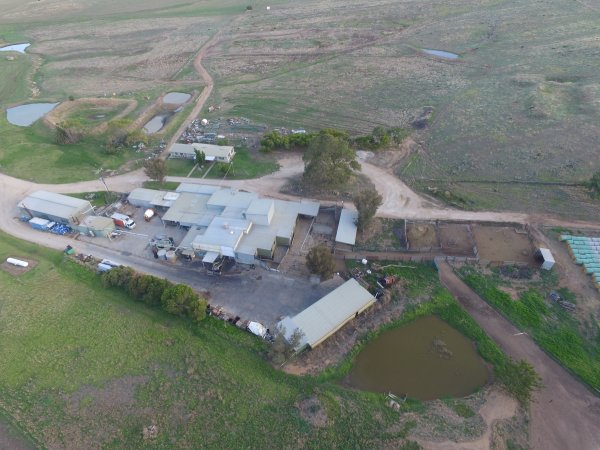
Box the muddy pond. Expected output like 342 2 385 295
423 49 459 59
143 113 171 133
0 43 30 53
347 316 488 400
6 102 60 126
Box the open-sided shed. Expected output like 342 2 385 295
278 278 375 349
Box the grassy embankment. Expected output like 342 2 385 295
0 231 420 448
458 266 600 392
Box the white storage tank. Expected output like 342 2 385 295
7 257 28 267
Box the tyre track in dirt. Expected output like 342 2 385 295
437 261 600 450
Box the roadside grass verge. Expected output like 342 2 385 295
142 180 180 190
0 231 416 448
67 191 120 207
458 267 600 392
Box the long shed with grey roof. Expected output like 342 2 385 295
278 278 375 349
18 191 94 225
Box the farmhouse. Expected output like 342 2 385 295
18 191 94 225
169 143 236 163
130 183 319 264
278 278 376 350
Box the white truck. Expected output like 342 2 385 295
110 212 136 229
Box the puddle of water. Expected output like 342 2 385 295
347 315 488 400
6 102 60 126
143 113 170 133
423 49 459 59
163 92 191 105
0 43 31 54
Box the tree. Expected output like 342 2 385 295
161 284 206 321
268 325 305 365
194 149 206 166
102 266 135 289
585 170 600 197
144 158 167 184
303 131 360 188
306 245 335 280
354 187 383 231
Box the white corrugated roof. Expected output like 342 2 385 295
539 247 555 263
335 209 358 245
169 143 234 158
279 278 375 348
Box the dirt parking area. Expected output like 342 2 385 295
407 222 439 250
472 226 535 264
439 224 476 256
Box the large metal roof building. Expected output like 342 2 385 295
278 278 376 349
18 191 94 225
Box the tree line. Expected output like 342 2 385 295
102 266 208 322
259 126 408 153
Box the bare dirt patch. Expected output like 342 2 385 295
472 226 535 264
407 222 439 249
0 258 38 276
438 223 476 256
297 396 329 428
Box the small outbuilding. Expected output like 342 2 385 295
537 247 555 270
335 208 358 246
278 278 376 350
74 216 115 238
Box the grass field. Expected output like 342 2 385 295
0 232 528 448
0 55 30 107
1 0 599 215
0 116 141 183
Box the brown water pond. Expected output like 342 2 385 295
346 315 489 400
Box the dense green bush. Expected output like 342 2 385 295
102 267 207 322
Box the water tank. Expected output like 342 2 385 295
7 257 28 267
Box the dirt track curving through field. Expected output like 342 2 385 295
437 261 600 450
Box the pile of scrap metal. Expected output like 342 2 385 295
548 291 576 312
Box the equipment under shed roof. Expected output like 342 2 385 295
278 278 375 349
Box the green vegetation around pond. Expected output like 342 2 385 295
334 261 541 405
459 266 600 392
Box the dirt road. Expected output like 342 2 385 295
437 261 600 450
